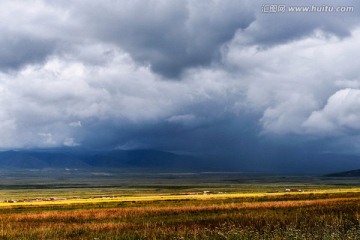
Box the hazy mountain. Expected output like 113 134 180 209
1 148 360 174
86 149 204 170
324 169 360 177
0 149 209 171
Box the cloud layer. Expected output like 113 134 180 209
1 0 360 158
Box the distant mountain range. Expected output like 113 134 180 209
0 149 210 171
324 169 360 177
2 148 360 174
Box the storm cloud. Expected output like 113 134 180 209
1 0 360 170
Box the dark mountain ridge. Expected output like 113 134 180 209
0 149 209 171
324 169 360 177
1 148 360 174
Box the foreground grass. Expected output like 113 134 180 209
0 191 360 239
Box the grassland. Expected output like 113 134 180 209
0 170 360 239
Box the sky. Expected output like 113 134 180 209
1 0 360 172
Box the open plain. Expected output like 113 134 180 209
0 171 359 239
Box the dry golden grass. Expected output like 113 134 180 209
0 193 360 239
2 186 360 207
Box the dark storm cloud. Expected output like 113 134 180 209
238 0 360 46
0 1 71 70
61 0 360 77
67 0 255 78
0 35 54 70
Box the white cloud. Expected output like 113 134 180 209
304 88 360 134
63 138 79 147
167 114 199 127
225 28 360 137
38 133 56 145
69 121 82 128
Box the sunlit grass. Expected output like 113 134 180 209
1 187 360 207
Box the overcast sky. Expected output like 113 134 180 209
1 0 360 171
